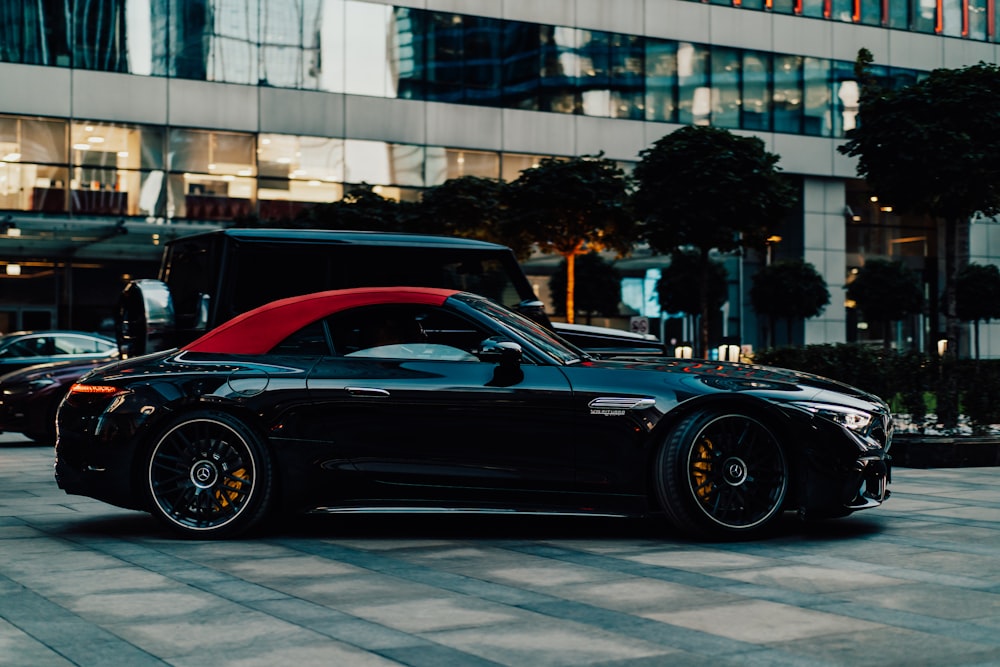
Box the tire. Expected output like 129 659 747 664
144 411 273 538
655 409 788 539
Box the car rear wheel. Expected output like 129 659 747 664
655 409 788 538
144 411 272 538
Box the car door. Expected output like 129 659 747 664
300 303 587 507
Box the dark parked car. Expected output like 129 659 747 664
0 358 115 443
116 228 663 358
57 287 891 540
0 331 117 374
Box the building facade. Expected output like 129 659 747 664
1 0 999 354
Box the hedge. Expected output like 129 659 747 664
753 344 1000 434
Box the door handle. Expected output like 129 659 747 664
345 386 390 398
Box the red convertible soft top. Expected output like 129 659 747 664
183 286 458 355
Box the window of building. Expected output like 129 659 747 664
711 46 741 129
969 0 988 38
645 39 678 123
539 26 581 114
913 0 938 32
677 43 710 126
344 140 424 187
501 153 543 182
69 122 164 217
801 0 826 17
773 55 804 133
425 148 499 185
803 58 833 137
257 134 344 219
742 51 771 131
942 0 964 35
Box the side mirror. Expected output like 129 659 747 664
117 279 175 358
515 299 551 328
477 338 523 366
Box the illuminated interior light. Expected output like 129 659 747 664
72 143 91 150
87 136 105 143
117 151 129 158
276 157 292 164
2 152 20 161
5 263 20 276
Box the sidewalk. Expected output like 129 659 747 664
2 433 1000 666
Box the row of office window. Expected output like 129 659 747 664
0 2 919 138
700 0 989 38
0 114 554 220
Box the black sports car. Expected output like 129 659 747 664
55 287 892 539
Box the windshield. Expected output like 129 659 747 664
454 293 585 365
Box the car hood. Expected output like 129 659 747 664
581 356 888 411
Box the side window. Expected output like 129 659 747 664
54 335 111 354
327 304 486 361
4 339 44 357
270 320 333 356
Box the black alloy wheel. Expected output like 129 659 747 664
145 411 272 538
656 409 788 538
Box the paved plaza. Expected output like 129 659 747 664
1 431 1000 666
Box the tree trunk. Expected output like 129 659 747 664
975 319 981 360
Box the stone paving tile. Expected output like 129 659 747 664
423 619 677 666
5 435 1000 666
642 599 880 644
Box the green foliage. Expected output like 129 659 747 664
657 250 728 317
633 126 797 356
839 54 1000 350
548 253 622 318
412 176 533 260
846 259 923 347
750 260 830 346
633 126 798 256
294 183 405 231
754 343 1000 432
507 154 635 257
955 262 1000 360
955 263 1000 323
839 58 1000 224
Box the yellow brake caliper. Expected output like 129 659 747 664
214 467 247 508
692 437 715 501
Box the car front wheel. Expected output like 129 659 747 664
144 411 273 538
656 409 788 538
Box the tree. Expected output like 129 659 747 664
548 252 622 323
657 250 729 336
507 154 635 323
412 176 532 259
838 50 1000 355
294 183 405 231
633 126 798 357
750 260 830 347
955 263 1000 360
846 258 923 348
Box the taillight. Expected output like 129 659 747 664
68 383 119 395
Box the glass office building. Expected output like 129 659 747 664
1 0 998 353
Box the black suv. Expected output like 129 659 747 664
117 228 662 357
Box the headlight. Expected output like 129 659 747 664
791 401 874 433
